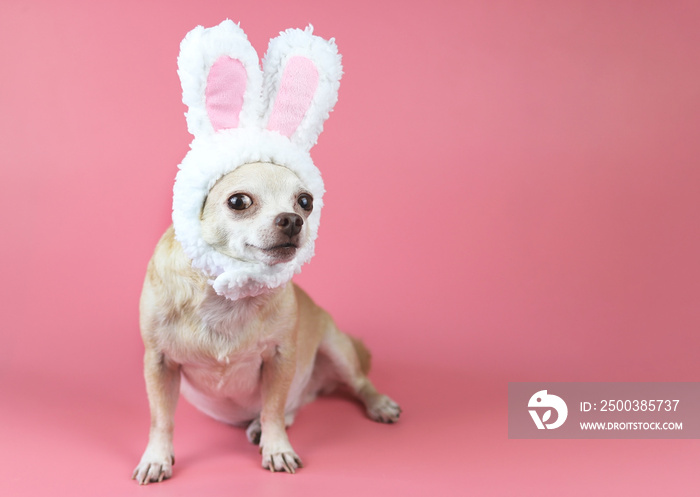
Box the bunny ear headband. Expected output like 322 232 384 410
172 20 342 300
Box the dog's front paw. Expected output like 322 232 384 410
261 445 303 474
132 447 175 485
366 394 402 424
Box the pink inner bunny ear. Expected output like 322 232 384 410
206 56 248 131
266 56 319 137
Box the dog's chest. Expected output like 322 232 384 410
180 343 270 400
174 293 283 398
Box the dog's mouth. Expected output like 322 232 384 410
258 243 298 263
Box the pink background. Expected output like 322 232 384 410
1 0 699 495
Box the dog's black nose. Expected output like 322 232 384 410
275 213 303 237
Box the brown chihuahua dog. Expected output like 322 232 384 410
132 163 401 484
132 20 400 484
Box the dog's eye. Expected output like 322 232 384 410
298 194 313 212
228 194 252 211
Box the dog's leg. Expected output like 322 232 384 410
258 347 303 473
246 411 297 445
132 348 180 485
320 326 401 423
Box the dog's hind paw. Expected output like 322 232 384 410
246 418 262 445
366 394 402 423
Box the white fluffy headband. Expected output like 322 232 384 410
171 20 342 300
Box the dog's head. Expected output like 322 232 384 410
201 162 315 266
171 21 340 299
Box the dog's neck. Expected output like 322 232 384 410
199 281 288 336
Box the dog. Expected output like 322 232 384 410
131 161 401 484
132 20 401 483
